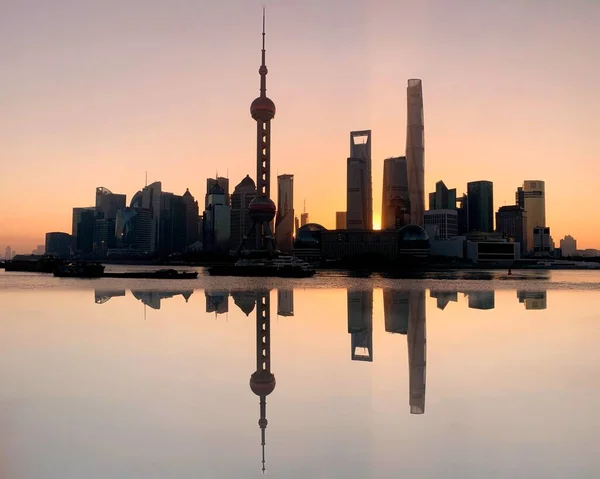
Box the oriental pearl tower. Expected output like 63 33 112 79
241 8 278 253
249 289 276 473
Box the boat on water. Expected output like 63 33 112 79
54 262 105 278
102 269 198 279
208 253 316 278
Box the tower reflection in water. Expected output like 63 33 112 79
383 290 427 414
248 289 275 473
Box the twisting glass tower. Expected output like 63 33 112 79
406 79 425 226
249 289 276 473
246 9 277 251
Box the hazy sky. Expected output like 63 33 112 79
1 0 599 252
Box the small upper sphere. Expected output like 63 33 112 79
251 96 276 121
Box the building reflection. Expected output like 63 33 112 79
277 289 294 317
94 290 126 304
205 290 229 315
130 290 193 310
466 291 495 310
429 290 458 310
383 289 427 414
347 291 373 362
517 291 547 310
231 291 257 316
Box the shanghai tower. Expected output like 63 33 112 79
406 79 425 226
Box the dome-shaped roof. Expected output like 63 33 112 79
250 96 276 121
236 174 256 191
398 224 429 242
297 223 327 233
130 190 143 208
250 370 276 396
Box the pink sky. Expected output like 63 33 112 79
1 0 599 253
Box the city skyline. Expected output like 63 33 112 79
2 1 600 251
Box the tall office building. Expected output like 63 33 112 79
95 187 126 220
516 180 545 254
347 130 372 230
406 79 425 226
275 174 294 251
72 207 94 239
205 290 229 315
203 184 231 253
335 211 347 229
159 192 187 255
467 181 494 232
206 177 230 209
115 208 152 252
496 205 527 253
347 290 373 362
560 235 577 256
467 291 495 310
182 189 200 248
230 175 256 251
136 181 162 254
383 290 409 334
381 156 409 230
429 180 456 210
72 206 95 254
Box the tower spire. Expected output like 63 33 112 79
260 7 267 97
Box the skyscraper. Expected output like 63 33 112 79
467 180 494 232
182 189 200 248
275 174 294 251
347 130 372 230
516 180 545 254
206 177 230 209
203 184 231 253
429 180 456 210
406 79 425 226
381 156 409 230
300 212 309 226
277 289 294 316
407 290 426 414
139 181 162 253
230 175 256 251
94 187 126 258
496 205 527 253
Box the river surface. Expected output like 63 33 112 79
0 269 599 478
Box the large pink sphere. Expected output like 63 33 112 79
249 196 276 223
250 96 276 121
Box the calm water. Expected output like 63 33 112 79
1 269 599 478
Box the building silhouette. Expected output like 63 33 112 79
424 209 458 240
203 184 231 253
275 174 294 251
115 208 152 253
205 177 230 209
95 187 126 258
347 290 373 361
496 205 527 254
406 79 425 226
277 289 294 316
560 235 577 256
381 156 409 230
131 290 193 310
429 180 456 210
383 290 409 334
347 130 372 230
517 180 546 254
45 232 72 259
300 212 309 227
138 181 162 254
467 181 494 232
232 291 257 316
230 175 256 252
